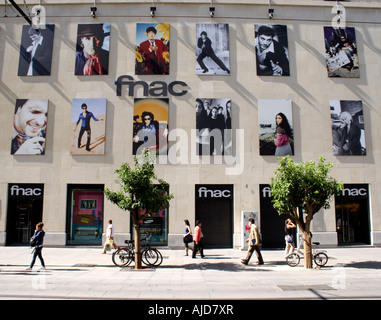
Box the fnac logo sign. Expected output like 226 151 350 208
9 184 44 198
196 185 233 199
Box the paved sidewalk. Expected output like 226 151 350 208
0 246 381 300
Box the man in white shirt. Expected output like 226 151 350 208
102 220 118 253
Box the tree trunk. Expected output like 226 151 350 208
132 210 142 269
303 231 313 269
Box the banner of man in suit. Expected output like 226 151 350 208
196 23 230 75
18 25 55 76
135 23 170 75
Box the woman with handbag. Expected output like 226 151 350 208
284 218 296 257
183 219 193 256
27 222 45 271
192 220 205 259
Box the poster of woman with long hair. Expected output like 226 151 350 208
258 99 294 156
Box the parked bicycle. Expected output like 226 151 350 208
112 234 163 268
286 235 329 267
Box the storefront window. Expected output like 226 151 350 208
136 208 168 246
67 185 104 245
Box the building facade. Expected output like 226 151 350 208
1 0 380 249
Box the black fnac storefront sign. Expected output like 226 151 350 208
336 184 368 198
196 185 233 199
9 183 44 199
115 75 188 97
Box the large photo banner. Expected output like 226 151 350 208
133 98 169 155
196 23 230 75
196 98 232 156
255 24 290 76
330 100 366 155
324 27 359 78
71 98 106 155
11 99 48 155
135 23 170 75
75 23 110 75
18 24 55 76
258 99 294 156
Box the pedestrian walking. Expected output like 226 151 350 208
241 218 264 265
27 222 45 270
192 220 205 259
284 218 296 257
183 219 193 256
102 220 118 254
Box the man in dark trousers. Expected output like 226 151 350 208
241 218 264 265
18 25 55 76
74 103 99 152
197 31 230 74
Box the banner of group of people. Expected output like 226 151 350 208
11 97 366 157
17 22 359 78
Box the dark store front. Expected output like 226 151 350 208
195 185 233 248
6 183 44 246
259 184 292 249
335 184 371 245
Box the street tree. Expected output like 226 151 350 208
104 150 173 269
270 155 343 268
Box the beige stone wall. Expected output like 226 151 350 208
0 1 380 246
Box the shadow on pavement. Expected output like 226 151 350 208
161 261 275 272
341 261 381 269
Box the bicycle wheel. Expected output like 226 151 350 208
314 252 328 267
152 249 163 267
142 248 159 266
112 248 133 267
286 253 300 267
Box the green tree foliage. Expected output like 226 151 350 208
104 150 173 269
270 155 343 268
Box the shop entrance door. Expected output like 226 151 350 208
195 185 233 248
335 184 370 245
15 204 33 243
259 185 292 249
6 184 44 246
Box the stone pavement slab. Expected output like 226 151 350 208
0 246 381 301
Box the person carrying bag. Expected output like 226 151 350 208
241 218 264 265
